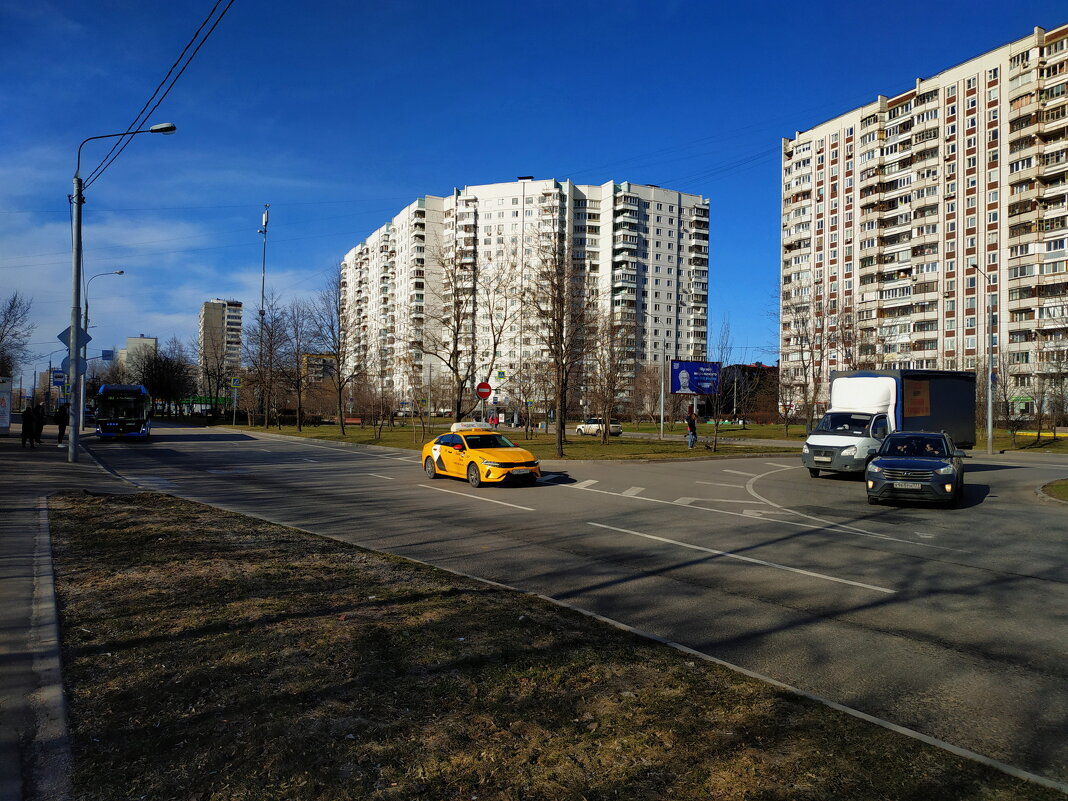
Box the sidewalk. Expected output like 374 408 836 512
0 424 131 801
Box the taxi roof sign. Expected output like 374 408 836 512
450 421 491 432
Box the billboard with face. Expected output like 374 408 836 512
670 360 721 395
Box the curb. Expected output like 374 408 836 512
1036 481 1068 506
211 426 801 464
29 499 73 801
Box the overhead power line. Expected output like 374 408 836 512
82 0 236 189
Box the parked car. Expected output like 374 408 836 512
422 422 540 487
575 417 623 436
865 431 966 507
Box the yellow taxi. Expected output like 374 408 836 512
422 422 541 487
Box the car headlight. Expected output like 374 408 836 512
841 446 856 457
802 444 809 454
867 464 882 473
481 460 503 467
935 464 956 475
532 459 539 465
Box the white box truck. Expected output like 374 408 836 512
802 370 976 477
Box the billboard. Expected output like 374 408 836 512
670 360 720 395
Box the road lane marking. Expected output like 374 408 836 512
676 497 763 505
620 486 645 497
742 467 969 553
765 462 796 469
302 458 319 462
723 469 758 477
360 473 395 480
573 479 599 489
419 485 535 511
588 523 895 594
696 481 745 489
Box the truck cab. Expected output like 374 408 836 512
802 412 889 476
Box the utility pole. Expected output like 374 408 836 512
257 203 269 426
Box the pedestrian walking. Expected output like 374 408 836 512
33 403 46 444
21 405 36 448
54 404 69 446
686 410 698 449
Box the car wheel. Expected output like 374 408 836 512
467 463 483 488
808 468 820 478
867 494 878 505
424 457 438 479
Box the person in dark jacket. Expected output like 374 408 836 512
21 405 36 448
33 403 46 444
54 404 70 446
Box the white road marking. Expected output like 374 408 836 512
765 462 797 469
588 523 895 594
620 486 645 497
573 479 599 489
696 480 745 489
360 473 395 480
741 467 969 553
419 485 535 511
302 458 318 462
676 497 761 505
723 468 758 477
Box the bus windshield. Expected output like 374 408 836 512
97 387 151 420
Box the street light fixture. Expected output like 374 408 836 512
79 270 125 430
69 124 175 463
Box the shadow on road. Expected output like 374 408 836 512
93 433 258 444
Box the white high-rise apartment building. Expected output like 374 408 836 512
781 23 1068 417
198 298 243 377
341 178 709 409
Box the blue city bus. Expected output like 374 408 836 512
95 384 153 438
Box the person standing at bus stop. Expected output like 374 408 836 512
686 410 698 449
33 403 46 444
54 403 69 446
21 405 36 448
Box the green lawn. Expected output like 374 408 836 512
1043 479 1068 502
222 422 798 460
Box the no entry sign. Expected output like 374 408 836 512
475 381 492 400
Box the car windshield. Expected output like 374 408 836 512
814 412 871 435
464 434 516 449
881 436 947 458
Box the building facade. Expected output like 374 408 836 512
117 335 158 369
198 298 243 381
342 178 709 412
780 23 1068 418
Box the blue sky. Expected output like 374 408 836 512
2 0 1066 391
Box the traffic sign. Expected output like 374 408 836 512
57 325 92 352
230 377 242 388
51 369 65 387
475 381 492 400
61 355 87 376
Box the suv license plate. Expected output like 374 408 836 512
893 481 922 490
512 469 530 475
814 456 831 463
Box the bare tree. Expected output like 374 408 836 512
524 234 594 457
279 298 317 431
243 291 287 428
311 269 358 436
585 306 632 444
704 320 734 451
0 291 34 376
629 363 661 425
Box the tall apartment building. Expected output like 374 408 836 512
341 178 709 408
198 299 243 379
117 335 157 369
780 23 1068 417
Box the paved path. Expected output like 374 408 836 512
0 425 130 801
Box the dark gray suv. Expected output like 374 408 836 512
865 432 966 507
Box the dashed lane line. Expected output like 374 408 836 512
573 479 599 489
587 523 895 594
695 480 745 489
620 486 645 497
723 468 758 477
419 485 535 511
360 473 395 480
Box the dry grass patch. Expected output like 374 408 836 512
51 492 1058 801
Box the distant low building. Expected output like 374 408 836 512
117 335 158 369
302 353 336 383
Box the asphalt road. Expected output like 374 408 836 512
84 425 1068 784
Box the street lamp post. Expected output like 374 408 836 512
80 270 125 430
69 123 175 463
973 263 996 456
